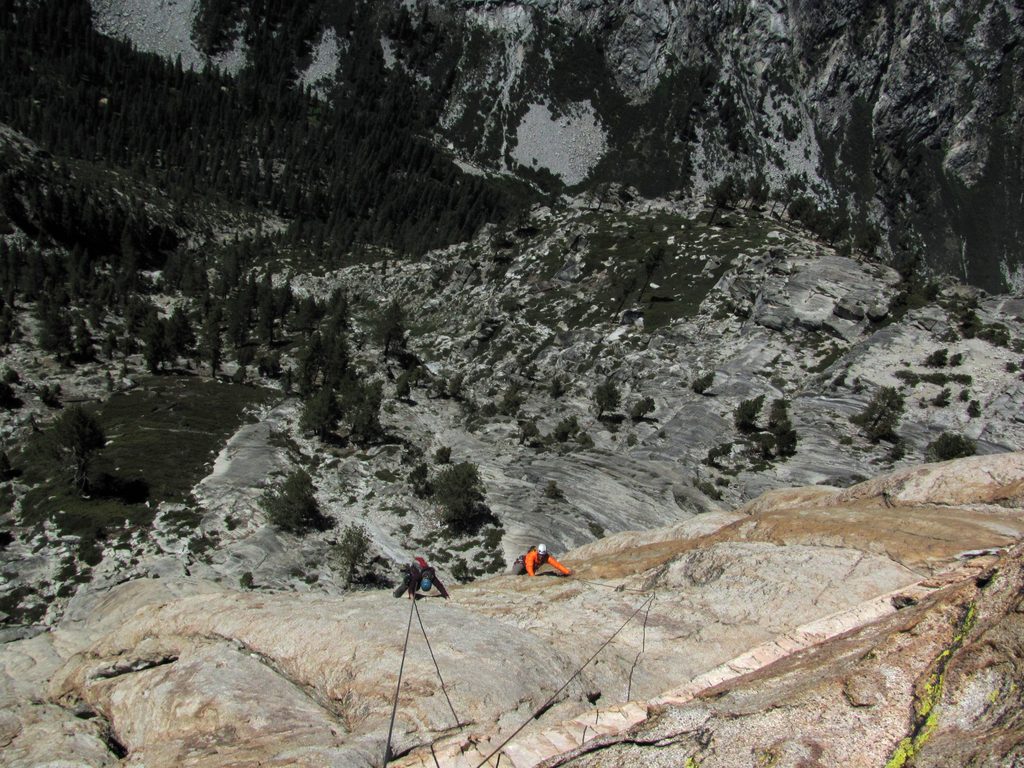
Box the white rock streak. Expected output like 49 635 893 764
511 101 608 186
90 0 245 73
299 29 341 96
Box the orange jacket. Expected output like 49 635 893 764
525 549 571 576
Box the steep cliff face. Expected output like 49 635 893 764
426 0 1023 289
3 453 1023 767
91 0 1023 289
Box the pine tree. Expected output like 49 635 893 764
768 398 798 458
72 315 94 362
376 300 407 360
37 300 73 361
142 313 168 373
261 469 328 534
47 405 106 492
594 378 621 419
167 306 196 360
342 376 383 444
297 332 325 396
433 461 485 530
851 387 904 443
201 309 223 376
734 395 765 433
300 389 340 439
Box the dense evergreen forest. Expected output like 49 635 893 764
0 0 526 257
0 0 534 488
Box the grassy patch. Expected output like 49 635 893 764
808 341 845 373
17 376 275 541
521 210 787 332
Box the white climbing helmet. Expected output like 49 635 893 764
537 543 547 556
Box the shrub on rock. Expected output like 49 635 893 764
262 470 330 534
926 432 976 462
434 461 485 530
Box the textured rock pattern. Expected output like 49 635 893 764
3 454 1022 767
553 545 1024 768
86 0 1024 284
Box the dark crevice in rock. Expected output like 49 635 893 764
91 655 179 680
224 637 356 731
104 730 128 759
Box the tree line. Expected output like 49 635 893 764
0 0 527 257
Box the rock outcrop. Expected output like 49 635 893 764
87 0 1024 289
2 452 1022 767
551 544 1024 767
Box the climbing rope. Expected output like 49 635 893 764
472 591 657 768
575 576 649 595
413 598 462 728
625 592 655 701
383 596 417 767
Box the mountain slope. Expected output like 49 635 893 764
89 0 1024 290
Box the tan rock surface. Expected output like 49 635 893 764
551 544 1024 768
2 452 1022 767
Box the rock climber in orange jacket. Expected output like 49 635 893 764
512 543 572 576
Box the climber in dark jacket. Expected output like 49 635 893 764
393 556 450 599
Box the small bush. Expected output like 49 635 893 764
395 368 418 399
851 387 904 442
446 372 464 400
543 480 564 500
551 415 579 442
894 370 973 387
630 396 656 422
926 432 976 462
734 395 765 433
752 432 775 460
0 451 15 481
40 383 62 407
408 463 432 497
499 382 525 416
519 418 541 445
549 376 568 399
886 438 906 463
931 388 951 407
977 323 1010 347
691 371 715 394
923 349 948 368
695 479 722 501
967 400 982 418
262 470 330 534
704 442 733 468
434 462 485 530
0 381 19 409
434 446 452 464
